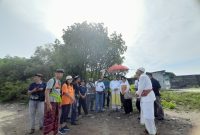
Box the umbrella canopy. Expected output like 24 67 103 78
108 64 129 73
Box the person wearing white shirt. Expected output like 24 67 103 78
120 76 133 114
86 79 95 111
95 78 105 112
110 76 121 111
136 67 157 135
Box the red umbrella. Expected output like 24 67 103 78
108 64 129 73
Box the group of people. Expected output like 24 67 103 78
28 67 164 135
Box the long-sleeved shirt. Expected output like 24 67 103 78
95 81 105 92
136 73 156 102
110 80 121 90
151 78 161 96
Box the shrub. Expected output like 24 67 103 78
0 81 30 102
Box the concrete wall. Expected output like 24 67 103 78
171 75 200 89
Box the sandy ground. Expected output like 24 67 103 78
0 103 199 135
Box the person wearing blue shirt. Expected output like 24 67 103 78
28 73 46 134
78 80 88 116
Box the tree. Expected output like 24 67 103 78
59 21 127 79
0 56 30 101
0 21 127 102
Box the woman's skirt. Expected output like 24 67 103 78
111 91 121 109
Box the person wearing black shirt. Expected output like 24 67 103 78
28 74 46 134
71 75 81 125
147 73 164 120
78 80 88 116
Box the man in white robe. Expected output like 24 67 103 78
136 67 157 135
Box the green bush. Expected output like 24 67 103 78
0 81 30 102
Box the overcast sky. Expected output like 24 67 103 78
0 0 200 76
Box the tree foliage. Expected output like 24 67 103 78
0 22 127 102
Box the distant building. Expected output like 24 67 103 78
170 75 200 89
127 70 200 89
148 70 200 89
148 70 175 89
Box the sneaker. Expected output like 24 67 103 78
63 125 70 131
59 128 67 135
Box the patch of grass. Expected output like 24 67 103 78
160 90 200 110
161 100 176 109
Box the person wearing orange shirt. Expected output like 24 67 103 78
59 75 75 135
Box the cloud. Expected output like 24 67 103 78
0 0 55 57
125 0 200 76
42 0 144 41
0 0 144 57
0 0 199 76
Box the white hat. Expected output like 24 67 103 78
138 67 145 73
66 75 73 80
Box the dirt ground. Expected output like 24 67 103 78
0 103 199 135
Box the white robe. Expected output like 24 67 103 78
110 80 121 109
136 73 156 135
110 80 121 94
